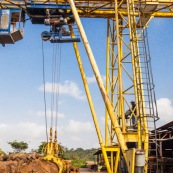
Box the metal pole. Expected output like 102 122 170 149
68 0 128 159
69 26 112 173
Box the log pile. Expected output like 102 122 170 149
0 152 59 173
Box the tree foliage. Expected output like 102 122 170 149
63 147 97 161
8 140 28 152
36 142 65 156
36 142 46 154
62 147 97 168
36 142 97 168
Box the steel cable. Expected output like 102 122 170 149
41 40 48 143
51 42 56 128
55 43 62 131
50 41 61 136
42 29 62 143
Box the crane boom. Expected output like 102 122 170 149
0 0 167 171
0 0 173 18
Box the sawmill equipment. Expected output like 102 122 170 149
1 0 173 172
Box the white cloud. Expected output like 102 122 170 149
101 116 105 123
87 76 96 84
102 75 106 83
1 98 173 153
0 120 99 153
0 124 8 129
59 120 99 149
39 81 86 100
157 98 173 126
87 75 106 84
65 120 94 133
0 122 46 153
37 110 65 119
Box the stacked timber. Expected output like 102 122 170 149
0 152 59 173
0 153 80 173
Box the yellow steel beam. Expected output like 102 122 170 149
105 19 110 147
69 25 104 147
126 0 151 171
19 0 173 3
115 0 126 134
123 132 145 142
75 11 173 18
104 146 120 173
68 0 129 162
1 0 173 18
69 25 112 173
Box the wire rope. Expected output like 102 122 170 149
51 23 58 129
51 42 56 128
41 40 48 143
55 43 62 131
50 40 61 136
42 26 62 143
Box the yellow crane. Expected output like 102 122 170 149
1 0 173 172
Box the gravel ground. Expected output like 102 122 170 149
80 168 107 173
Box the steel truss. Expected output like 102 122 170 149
0 0 169 172
68 0 159 172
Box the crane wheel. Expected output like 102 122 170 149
41 31 51 41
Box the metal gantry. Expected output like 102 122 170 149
1 0 173 172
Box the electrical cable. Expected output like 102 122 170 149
41 40 48 143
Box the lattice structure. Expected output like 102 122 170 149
1 0 173 172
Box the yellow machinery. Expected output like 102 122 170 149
43 128 67 173
1 0 173 172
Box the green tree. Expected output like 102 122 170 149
36 142 46 154
8 140 28 152
36 142 67 157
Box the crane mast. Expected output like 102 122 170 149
105 0 159 171
0 0 172 172
66 0 159 171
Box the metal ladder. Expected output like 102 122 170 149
127 0 159 172
137 4 159 173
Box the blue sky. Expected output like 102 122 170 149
0 17 173 152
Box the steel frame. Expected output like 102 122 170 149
0 0 169 172
1 0 173 18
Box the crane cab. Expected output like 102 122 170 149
0 9 25 46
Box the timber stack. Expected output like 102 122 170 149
0 152 79 173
